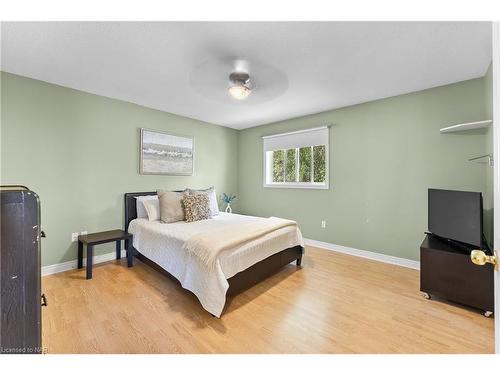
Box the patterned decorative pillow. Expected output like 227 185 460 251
182 194 210 222
187 187 219 217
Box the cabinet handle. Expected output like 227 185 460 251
41 294 48 307
41 230 46 238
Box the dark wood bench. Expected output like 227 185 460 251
78 229 133 279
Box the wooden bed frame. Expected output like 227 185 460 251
124 192 304 313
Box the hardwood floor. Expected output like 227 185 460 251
41 246 494 353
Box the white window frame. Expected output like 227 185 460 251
262 126 330 189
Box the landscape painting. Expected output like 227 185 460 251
140 128 194 175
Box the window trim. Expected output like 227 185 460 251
262 127 330 190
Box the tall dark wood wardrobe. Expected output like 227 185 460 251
0 186 45 354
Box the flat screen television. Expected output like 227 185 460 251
428 188 483 248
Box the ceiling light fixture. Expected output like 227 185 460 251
228 72 252 100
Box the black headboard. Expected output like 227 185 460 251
124 192 157 231
124 191 184 231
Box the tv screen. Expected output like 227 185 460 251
428 189 483 248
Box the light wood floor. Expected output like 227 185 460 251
41 246 494 353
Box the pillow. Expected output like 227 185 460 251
182 194 210 222
157 190 188 223
135 195 158 219
187 187 219 217
142 198 161 221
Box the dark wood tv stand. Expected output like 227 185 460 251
420 234 494 317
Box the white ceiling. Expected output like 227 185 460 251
1 22 492 129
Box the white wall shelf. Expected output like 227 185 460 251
439 120 492 134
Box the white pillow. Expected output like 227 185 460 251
135 195 159 219
187 187 219 218
143 198 161 221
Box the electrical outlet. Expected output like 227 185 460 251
71 232 79 242
321 220 326 229
80 231 88 236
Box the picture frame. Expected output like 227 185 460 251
139 128 194 176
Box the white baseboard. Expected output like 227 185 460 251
303 238 420 270
42 240 419 276
42 250 127 277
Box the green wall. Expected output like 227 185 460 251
1 71 492 266
237 77 490 261
0 72 239 266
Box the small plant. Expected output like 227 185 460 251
220 193 236 205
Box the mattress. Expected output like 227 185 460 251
128 212 304 317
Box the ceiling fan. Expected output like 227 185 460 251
189 57 287 104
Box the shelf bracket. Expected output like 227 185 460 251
468 154 494 166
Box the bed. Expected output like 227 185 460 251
124 192 304 317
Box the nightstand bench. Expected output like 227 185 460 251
78 229 133 279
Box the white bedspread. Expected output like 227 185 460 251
128 213 304 317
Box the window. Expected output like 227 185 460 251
263 126 329 189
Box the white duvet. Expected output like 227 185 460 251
128 212 304 317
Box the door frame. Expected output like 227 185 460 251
491 21 499 353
